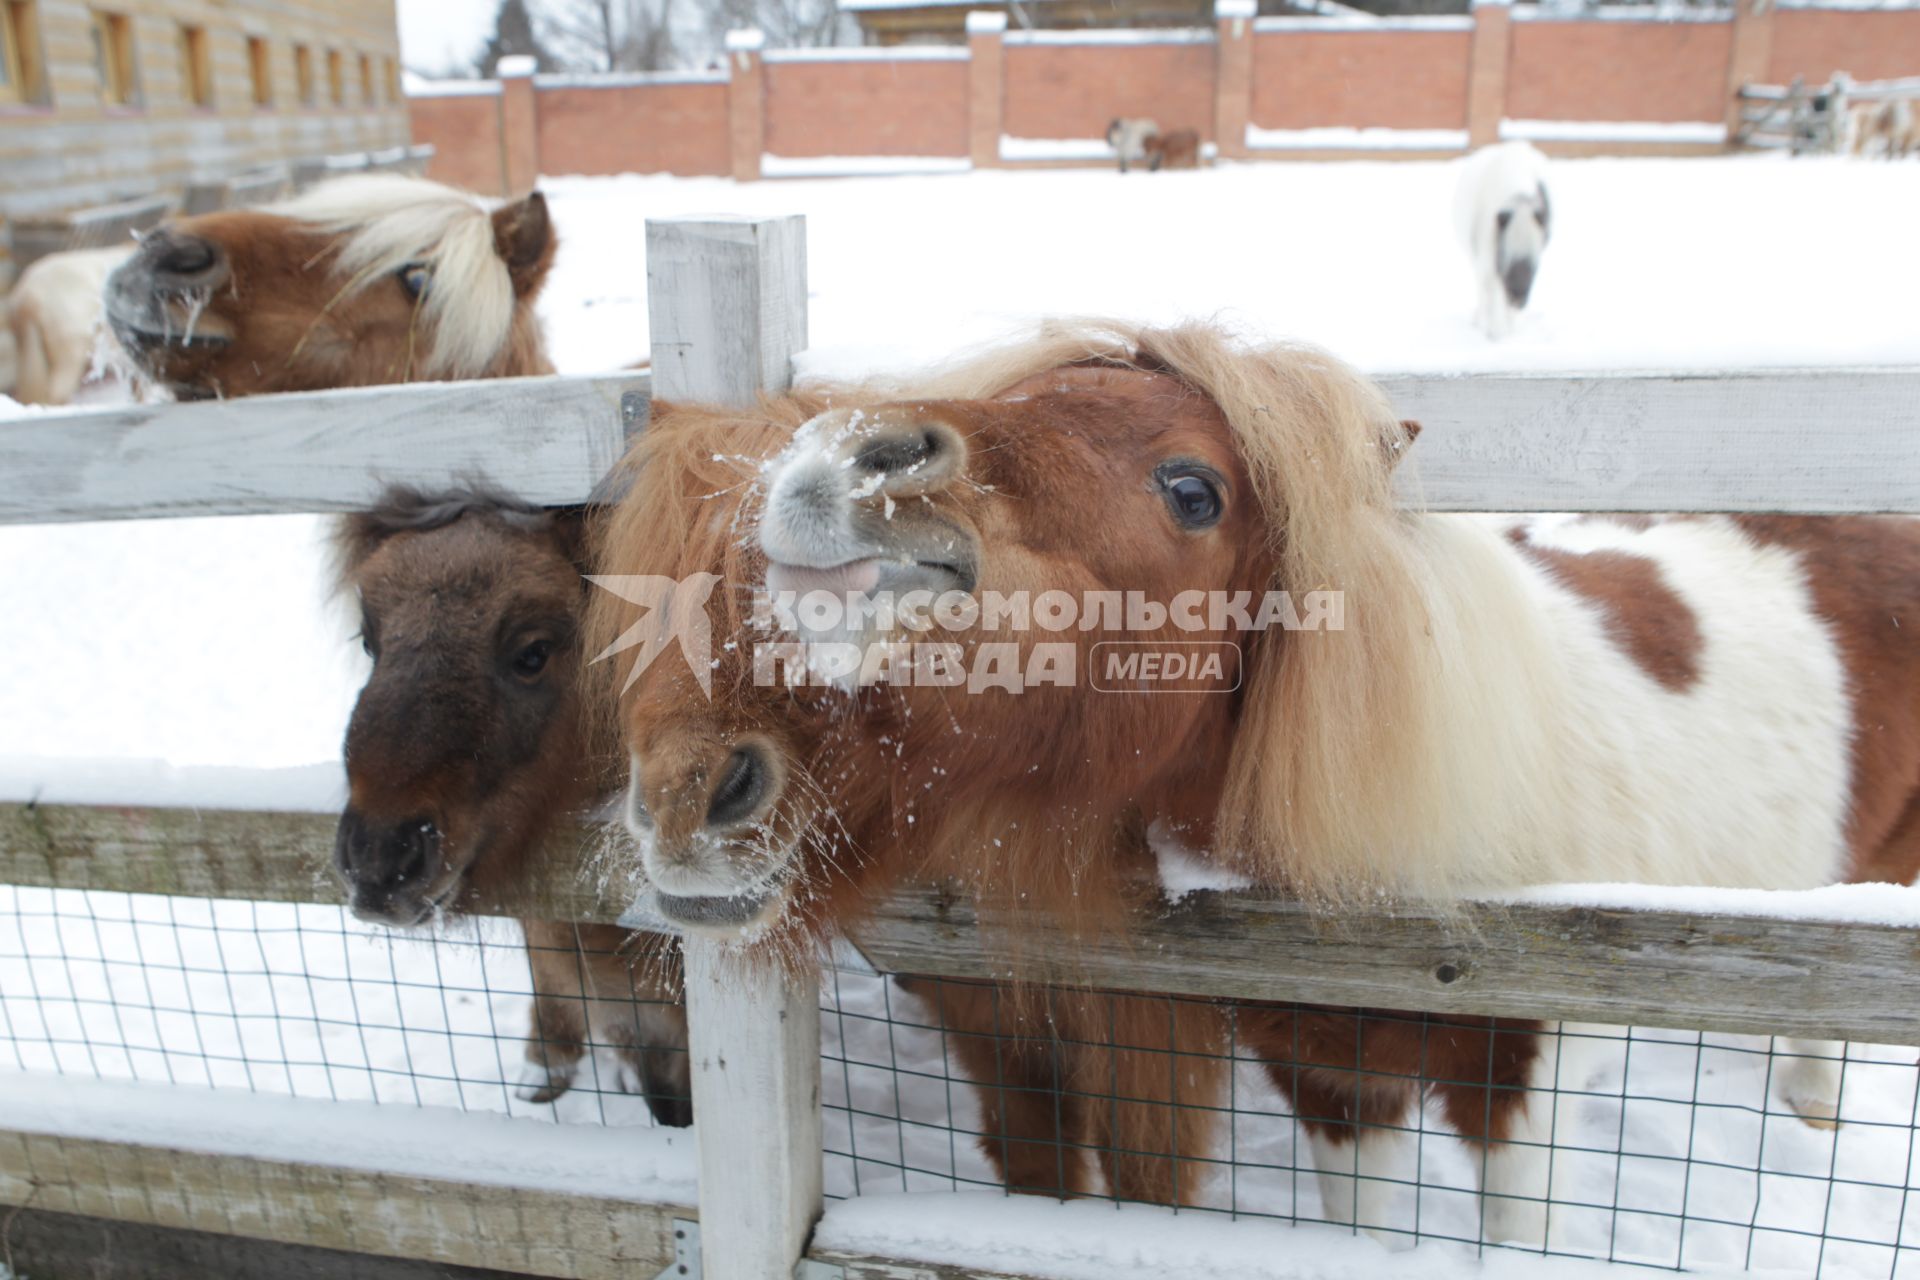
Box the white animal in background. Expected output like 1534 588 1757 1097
1850 97 1917 159
1105 117 1159 174
1454 141 1552 341
5 244 133 405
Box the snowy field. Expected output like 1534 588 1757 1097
4 155 1920 1278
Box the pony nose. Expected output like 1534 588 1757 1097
847 411 967 497
146 231 222 283
334 809 442 894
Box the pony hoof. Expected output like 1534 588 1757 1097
515 1061 575 1104
1483 1201 1548 1249
1789 1096 1842 1130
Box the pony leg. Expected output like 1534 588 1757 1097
1244 1006 1419 1238
1073 994 1228 1208
1776 1037 1845 1129
585 924 693 1128
518 918 590 1103
1436 1017 1614 1248
901 977 1091 1197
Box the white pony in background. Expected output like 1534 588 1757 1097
1454 141 1552 340
4 245 132 405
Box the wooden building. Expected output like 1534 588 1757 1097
0 1 408 227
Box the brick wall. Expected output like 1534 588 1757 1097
1768 9 1920 83
538 82 731 176
402 5 1920 188
1508 18 1735 121
1003 40 1218 141
1250 29 1471 130
410 94 504 193
763 57 970 156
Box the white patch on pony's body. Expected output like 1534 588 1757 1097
6 245 133 405
268 175 516 379
1453 142 1551 341
1385 513 1852 896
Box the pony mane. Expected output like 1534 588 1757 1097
268 175 518 379
332 482 557 590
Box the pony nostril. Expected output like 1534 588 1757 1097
393 817 439 884
152 234 218 279
854 430 939 477
705 748 766 829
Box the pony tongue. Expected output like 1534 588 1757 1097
766 559 884 597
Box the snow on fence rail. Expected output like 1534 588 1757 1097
4 214 1920 1280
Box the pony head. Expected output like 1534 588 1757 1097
332 485 592 925
106 175 556 399
592 323 1434 946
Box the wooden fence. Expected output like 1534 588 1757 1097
3 213 1920 1280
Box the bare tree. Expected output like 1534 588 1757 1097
542 0 681 72
705 0 846 51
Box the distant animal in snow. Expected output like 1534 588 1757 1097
1454 141 1551 341
1106 117 1159 173
1850 97 1917 159
5 245 132 405
1143 128 1201 171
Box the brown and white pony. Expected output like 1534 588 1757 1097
594 321 1920 1240
103 175 555 399
332 486 690 1121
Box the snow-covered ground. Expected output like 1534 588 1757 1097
4 155 1920 1278
538 155 1920 379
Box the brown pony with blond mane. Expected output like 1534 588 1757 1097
591 320 1920 1241
103 175 555 399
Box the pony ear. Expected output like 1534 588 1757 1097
491 191 556 297
1381 419 1421 467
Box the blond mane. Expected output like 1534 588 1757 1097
268 175 519 379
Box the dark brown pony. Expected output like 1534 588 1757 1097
104 175 555 399
594 321 1920 1237
334 486 689 1123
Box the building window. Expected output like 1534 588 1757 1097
384 56 398 103
294 43 313 105
1 2 46 106
92 10 138 106
247 35 271 106
179 23 211 107
325 47 341 106
357 52 373 104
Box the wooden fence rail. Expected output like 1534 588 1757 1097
4 800 1918 1047
6 364 1920 524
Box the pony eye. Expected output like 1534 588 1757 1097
1158 468 1224 529
511 639 551 680
399 264 430 299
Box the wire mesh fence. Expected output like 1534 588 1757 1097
0 884 690 1130
5 882 1919 1278
818 971 1920 1278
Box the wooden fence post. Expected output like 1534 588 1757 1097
644 214 818 1280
